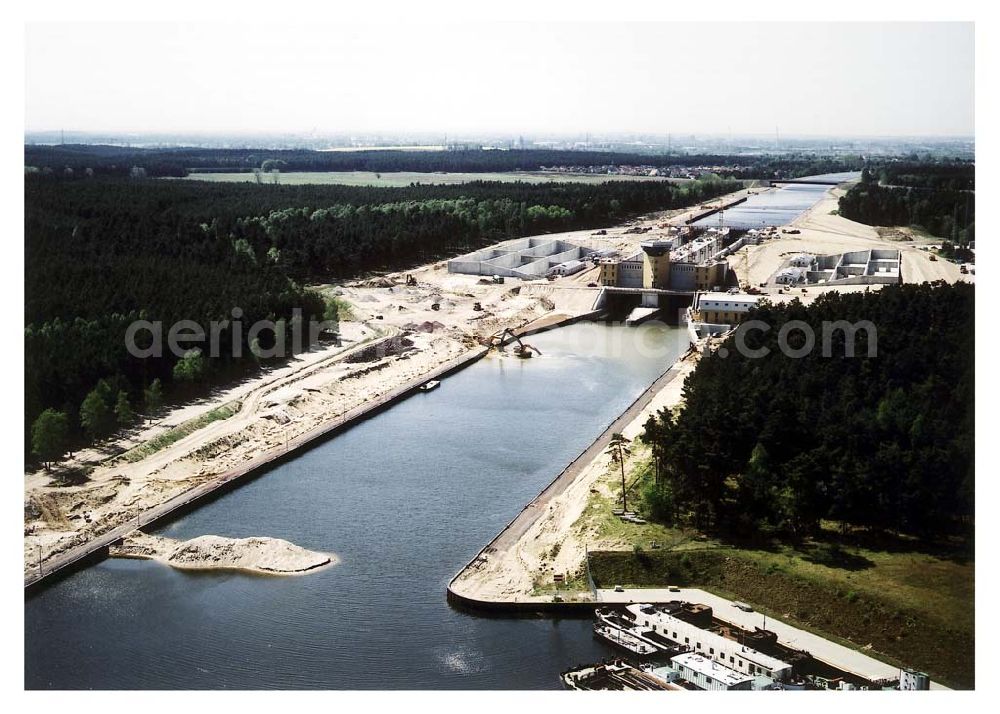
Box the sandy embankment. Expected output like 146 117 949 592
109 531 336 575
27 208 685 577
451 349 700 603
452 183 973 605
729 187 971 295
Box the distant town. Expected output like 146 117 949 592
21 18 976 698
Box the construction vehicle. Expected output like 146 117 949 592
488 328 541 359
405 274 417 286
473 301 483 311
492 275 505 284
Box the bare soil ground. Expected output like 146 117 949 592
450 350 700 602
23 206 689 577
727 188 971 301
109 530 336 575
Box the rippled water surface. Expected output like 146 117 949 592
693 171 860 229
25 322 688 689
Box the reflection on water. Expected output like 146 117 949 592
25 322 688 690
693 171 860 229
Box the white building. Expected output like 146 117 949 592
547 260 587 277
789 253 816 268
775 267 806 284
695 293 760 325
625 604 793 681
670 652 754 690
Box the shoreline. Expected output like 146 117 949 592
443 184 961 604
24 343 491 590
25 310 610 590
447 346 699 609
24 194 725 587
108 532 340 577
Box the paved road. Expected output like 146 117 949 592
596 587 950 690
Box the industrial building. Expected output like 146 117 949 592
670 228 729 264
771 249 903 287
692 292 761 325
668 652 755 691
598 239 673 290
669 260 729 291
599 251 646 288
598 229 731 293
804 249 902 285
624 604 794 682
447 237 588 280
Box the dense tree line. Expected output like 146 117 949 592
839 163 975 242
643 283 973 541
226 177 742 280
875 160 975 191
25 177 326 459
24 144 864 180
25 173 739 461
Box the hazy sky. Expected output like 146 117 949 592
25 22 974 137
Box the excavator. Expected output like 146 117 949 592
487 328 541 359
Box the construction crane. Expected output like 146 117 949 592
741 246 750 289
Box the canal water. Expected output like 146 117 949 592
25 322 689 690
693 171 860 229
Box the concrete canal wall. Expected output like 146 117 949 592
446 359 690 615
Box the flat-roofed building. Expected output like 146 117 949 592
670 652 754 690
695 293 760 325
599 251 645 288
599 241 672 290
625 604 793 681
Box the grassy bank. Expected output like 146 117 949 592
588 547 973 689
118 401 241 464
572 449 974 689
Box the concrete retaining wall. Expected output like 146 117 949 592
447 238 586 279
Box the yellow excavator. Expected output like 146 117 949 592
488 328 541 358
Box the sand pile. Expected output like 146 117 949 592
110 531 335 575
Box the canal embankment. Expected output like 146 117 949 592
25 310 612 592
446 346 700 613
25 343 490 591
684 195 748 224
27 321 690 690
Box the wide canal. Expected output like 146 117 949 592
25 322 688 689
